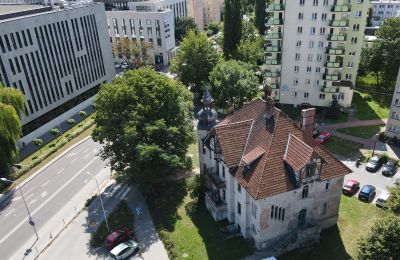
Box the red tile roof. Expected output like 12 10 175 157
213 99 352 199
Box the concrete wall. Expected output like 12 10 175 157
385 68 400 138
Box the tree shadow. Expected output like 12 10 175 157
352 91 390 121
280 225 352 260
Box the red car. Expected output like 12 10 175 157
104 227 134 249
316 132 331 144
343 179 360 196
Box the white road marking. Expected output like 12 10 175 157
28 199 37 206
0 157 98 245
66 152 77 158
41 180 51 187
11 196 22 202
109 184 122 197
83 154 90 159
114 184 128 198
25 193 34 201
82 148 90 154
5 209 15 217
23 187 33 194
40 191 47 198
70 157 78 164
83 179 89 184
56 168 64 175
119 187 131 199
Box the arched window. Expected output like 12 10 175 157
302 185 309 198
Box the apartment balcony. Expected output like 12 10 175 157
327 34 347 41
325 47 345 55
331 4 350 12
266 3 285 11
266 32 283 39
265 46 282 52
264 71 281 77
270 83 280 89
325 61 343 68
329 19 349 27
323 73 341 81
205 191 227 221
266 18 284 25
265 57 281 65
321 87 339 93
205 168 225 189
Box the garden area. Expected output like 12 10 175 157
336 124 385 139
323 136 363 158
352 91 391 120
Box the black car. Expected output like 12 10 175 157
365 156 383 172
358 185 376 202
382 160 397 176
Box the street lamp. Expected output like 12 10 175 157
0 177 38 239
372 131 381 157
86 172 110 232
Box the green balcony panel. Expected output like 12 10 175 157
264 71 280 77
265 58 281 65
327 34 347 41
321 87 339 93
266 32 282 39
326 47 345 55
265 46 282 52
323 74 341 81
270 83 280 89
331 5 350 12
325 62 343 68
266 18 284 25
329 19 349 27
266 4 285 11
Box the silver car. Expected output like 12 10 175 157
110 240 140 259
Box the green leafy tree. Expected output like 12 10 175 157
366 7 373 27
33 138 43 155
207 21 221 35
233 37 264 67
325 95 341 119
112 38 152 69
170 30 220 101
359 43 384 88
255 0 266 35
92 67 195 192
387 180 400 215
241 19 259 42
209 60 259 110
175 16 198 42
223 0 242 57
0 83 25 175
357 214 400 260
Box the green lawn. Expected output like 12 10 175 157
336 124 385 139
281 196 383 260
324 136 363 157
357 73 378 88
353 91 391 120
147 178 253 260
187 143 200 169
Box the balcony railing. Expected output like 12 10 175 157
325 61 343 68
331 4 350 12
270 83 280 89
264 71 280 77
265 46 282 52
266 32 283 39
265 57 281 65
327 34 347 41
205 168 225 188
266 18 284 25
325 47 345 55
266 3 285 11
329 19 349 27
323 73 341 81
321 87 339 93
205 191 227 211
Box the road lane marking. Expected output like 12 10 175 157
70 157 78 164
82 148 90 154
41 180 51 187
114 184 128 198
5 209 15 217
66 153 77 158
83 154 90 159
0 157 98 245
84 179 89 184
23 187 33 194
11 196 22 202
119 187 131 199
25 193 34 201
40 191 47 198
28 199 37 206
109 184 122 197
56 168 64 175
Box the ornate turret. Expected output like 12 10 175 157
197 89 218 131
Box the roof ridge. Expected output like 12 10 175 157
216 118 253 128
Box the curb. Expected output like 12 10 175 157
0 136 92 204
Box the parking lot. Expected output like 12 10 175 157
342 158 399 204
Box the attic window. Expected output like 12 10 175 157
264 114 275 133
305 161 317 178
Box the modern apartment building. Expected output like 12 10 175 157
371 0 400 26
106 6 176 65
385 69 400 138
264 0 370 108
0 3 114 125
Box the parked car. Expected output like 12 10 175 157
105 228 134 250
121 62 128 69
365 155 383 172
114 63 121 68
312 129 320 138
358 185 376 202
342 179 360 196
376 192 390 208
382 160 397 176
110 240 140 259
315 132 331 144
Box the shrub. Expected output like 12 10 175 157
79 110 87 118
50 128 60 136
33 139 43 147
85 194 98 208
67 118 76 126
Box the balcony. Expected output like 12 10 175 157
265 46 282 52
205 191 227 221
266 3 285 11
270 83 280 89
205 168 225 189
323 73 341 81
265 57 281 65
329 19 349 27
321 87 339 93
327 34 347 41
266 18 284 25
331 4 350 12
264 71 280 77
325 61 343 68
325 47 345 55
266 32 283 39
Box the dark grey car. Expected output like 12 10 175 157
382 160 397 176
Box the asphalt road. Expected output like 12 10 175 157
0 138 110 260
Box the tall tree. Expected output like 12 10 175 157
112 38 152 69
209 60 259 110
92 68 195 191
170 30 220 101
175 16 198 42
357 214 400 260
223 0 242 57
232 38 264 67
0 83 25 175
255 0 266 35
387 180 400 215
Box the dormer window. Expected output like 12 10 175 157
305 161 317 178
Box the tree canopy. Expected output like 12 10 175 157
209 60 259 110
112 38 152 69
92 67 195 191
223 0 242 57
0 83 25 175
175 16 198 42
255 0 266 35
170 30 220 101
387 180 400 215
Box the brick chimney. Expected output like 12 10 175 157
264 85 274 116
301 108 316 143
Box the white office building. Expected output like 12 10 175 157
106 7 176 65
371 0 400 26
0 3 114 125
264 0 370 108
